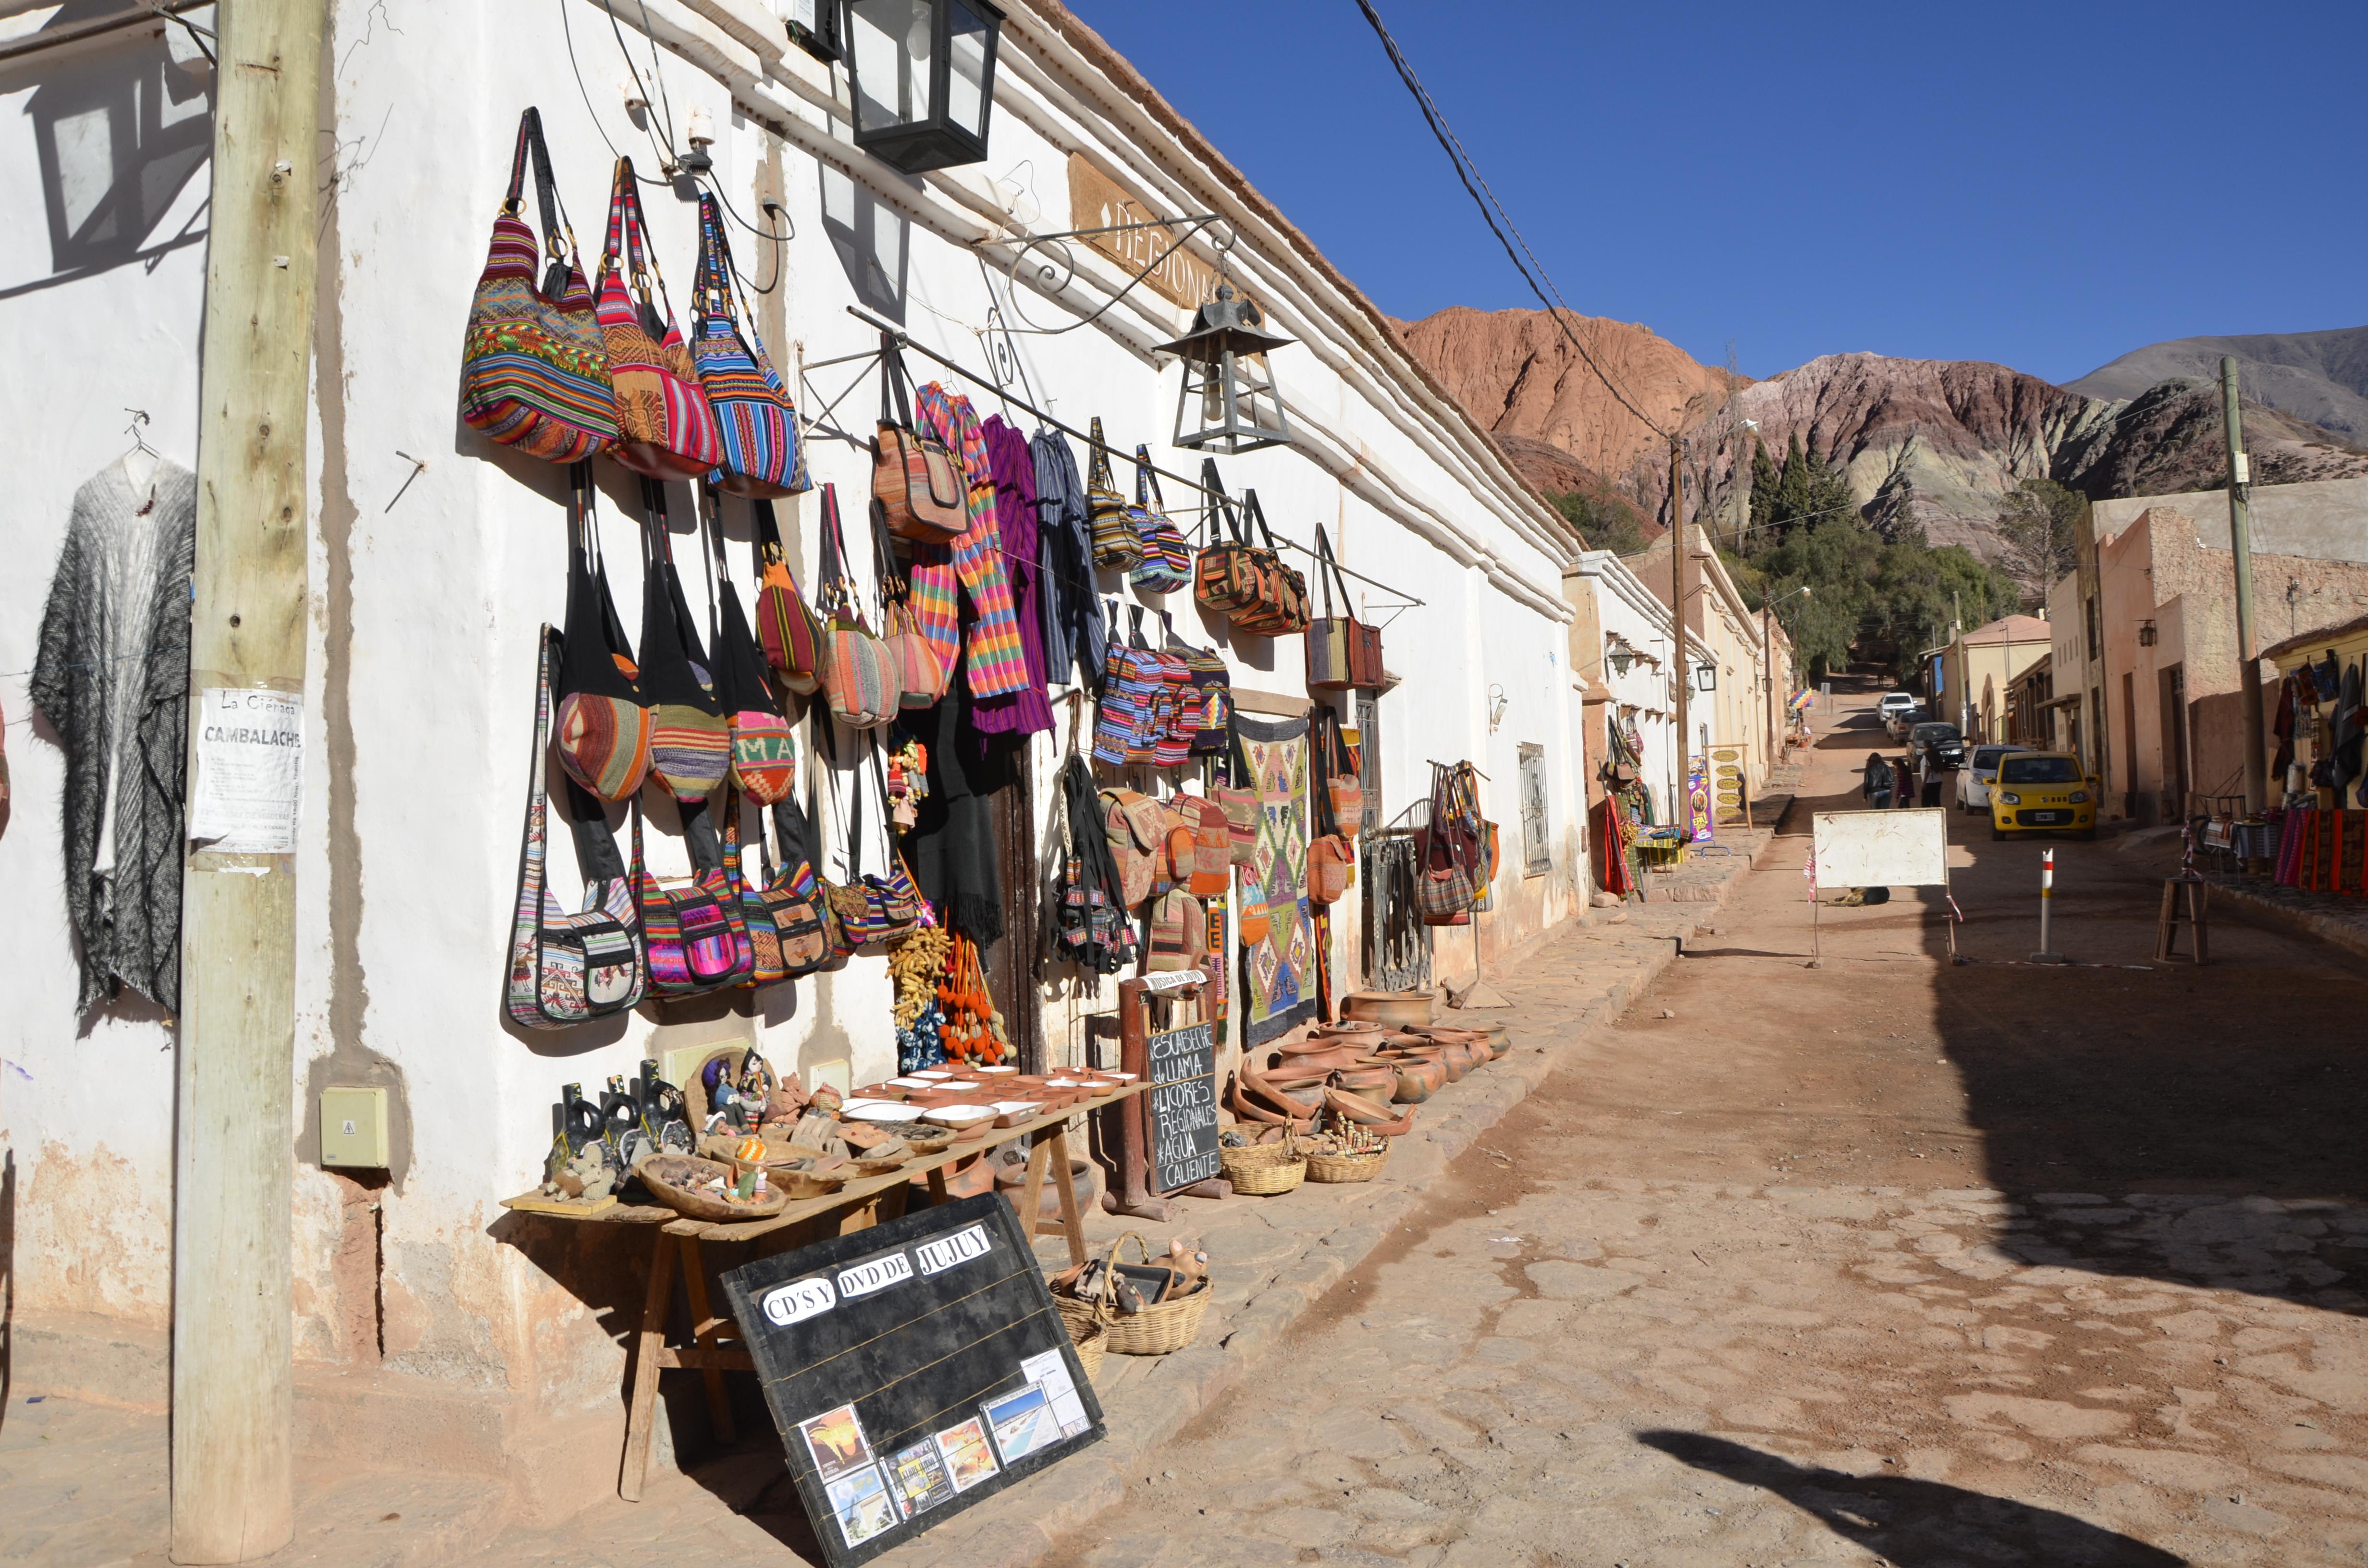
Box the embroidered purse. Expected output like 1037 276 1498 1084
553 463 653 801
595 157 721 481
1126 445 1191 593
1085 417 1142 569
637 479 731 802
751 499 824 696
690 193 806 499
872 339 966 544
700 488 798 806
507 626 647 1028
460 108 616 463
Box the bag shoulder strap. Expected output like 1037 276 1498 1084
878 334 916 430
1240 489 1280 552
1198 458 1241 546
1087 416 1114 492
505 108 569 259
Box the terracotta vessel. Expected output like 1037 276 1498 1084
1343 988 1436 1028
1386 1055 1445 1103
1321 1086 1418 1136
1330 1064 1398 1103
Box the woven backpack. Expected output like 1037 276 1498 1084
459 108 615 463
552 463 653 802
690 193 805 499
594 157 721 481
1085 417 1142 569
1126 446 1191 593
636 479 731 802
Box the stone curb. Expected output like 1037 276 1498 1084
2203 874 2368 964
895 836 1770 1568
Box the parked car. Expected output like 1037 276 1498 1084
1875 692 1919 723
1988 751 2097 840
1955 744 2032 812
1886 705 1927 740
1906 722 1966 772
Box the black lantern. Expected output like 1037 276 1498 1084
1154 284 1295 453
1694 664 1717 692
1607 643 1635 677
844 0 1005 175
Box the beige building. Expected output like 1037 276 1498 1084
1625 523 1796 808
1932 614 2053 744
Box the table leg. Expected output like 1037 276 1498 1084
1019 1131 1052 1235
676 1234 736 1446
619 1227 678 1502
925 1164 950 1204
1047 1124 1090 1269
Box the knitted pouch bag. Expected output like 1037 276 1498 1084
636 480 731 802
1099 787 1161 910
1317 707 1363 840
871 339 966 544
554 464 654 801
690 194 805 500
1308 833 1355 906
1179 794 1231 898
700 489 798 806
1126 447 1192 593
595 158 721 481
814 485 899 728
507 625 647 1028
1085 417 1142 569
460 108 616 463
751 499 823 696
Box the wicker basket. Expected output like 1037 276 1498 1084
1303 1145 1389 1184
1070 1319 1107 1383
1053 1231 1211 1357
1220 1138 1307 1196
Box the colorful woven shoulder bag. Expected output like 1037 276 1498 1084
460 107 615 463
751 498 824 696
872 338 966 544
595 157 721 481
814 483 899 729
507 625 647 1028
871 498 949 709
636 478 732 802
1085 417 1142 569
1227 490 1311 637
553 463 654 801
1305 525 1385 692
700 487 798 806
690 193 805 499
1126 446 1192 593
758 783 835 978
633 796 753 996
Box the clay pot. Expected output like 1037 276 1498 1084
1321 1086 1418 1137
1387 1056 1446 1103
1232 1068 1320 1130
1343 989 1436 1029
1331 1064 1398 1103
1481 1024 1511 1060
1271 1041 1374 1074
937 1154 998 1199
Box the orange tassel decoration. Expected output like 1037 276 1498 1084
936 932 1002 1064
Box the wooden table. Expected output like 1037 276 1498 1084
498 1084 1145 1501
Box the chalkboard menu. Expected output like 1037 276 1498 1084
717 1195 1104 1567
1146 1020 1221 1193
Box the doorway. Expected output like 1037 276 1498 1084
2121 673 2139 820
2160 663 2188 818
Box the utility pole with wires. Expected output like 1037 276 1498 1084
1671 437 1690 838
2221 356 2269 812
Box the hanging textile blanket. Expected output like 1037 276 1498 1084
1235 712 1316 1047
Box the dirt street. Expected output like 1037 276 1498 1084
1049 685 2368 1568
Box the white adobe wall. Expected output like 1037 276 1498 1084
0 0 1585 1491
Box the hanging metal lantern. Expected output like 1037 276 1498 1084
1607 643 1635 677
1154 284 1295 454
844 0 1005 175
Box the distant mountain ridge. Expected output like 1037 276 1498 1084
2069 326 2368 447
1396 306 2368 571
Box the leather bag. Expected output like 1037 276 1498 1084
1305 525 1384 691
459 108 616 464
872 339 966 543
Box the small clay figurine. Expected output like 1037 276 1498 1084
1165 1238 1209 1292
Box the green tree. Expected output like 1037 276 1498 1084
1746 436 1780 534
1992 477 2086 602
1745 434 1857 557
1547 487 1651 556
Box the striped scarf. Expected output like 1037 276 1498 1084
912 383 1031 698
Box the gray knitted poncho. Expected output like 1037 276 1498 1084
31 457 196 1016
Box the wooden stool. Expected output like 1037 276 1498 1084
2156 876 2209 964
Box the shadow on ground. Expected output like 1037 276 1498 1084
1640 1431 2188 1567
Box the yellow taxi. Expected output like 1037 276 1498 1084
1988 751 2097 841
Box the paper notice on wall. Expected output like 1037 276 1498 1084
186 688 303 854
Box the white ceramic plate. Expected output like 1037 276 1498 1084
844 1104 921 1124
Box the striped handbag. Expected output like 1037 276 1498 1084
721 785 786 987
758 790 835 979
1085 418 1142 569
460 108 615 463
1224 490 1311 637
1305 526 1384 691
595 158 722 481
872 339 966 544
691 193 805 500
507 626 647 1029
752 499 824 696
632 800 753 997
702 489 799 806
814 484 899 729
637 479 732 802
553 463 654 801
1126 446 1192 593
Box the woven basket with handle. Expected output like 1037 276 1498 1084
1220 1135 1307 1196
1053 1230 1210 1356
1304 1144 1389 1184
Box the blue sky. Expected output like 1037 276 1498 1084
1065 1 2368 385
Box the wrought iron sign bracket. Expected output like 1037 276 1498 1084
983 213 1237 337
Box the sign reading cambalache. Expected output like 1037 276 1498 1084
1145 1021 1220 1192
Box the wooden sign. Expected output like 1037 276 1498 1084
1710 744 1751 827
718 1196 1103 1567
1145 1021 1221 1193
1065 154 1241 314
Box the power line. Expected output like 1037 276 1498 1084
1350 0 1670 444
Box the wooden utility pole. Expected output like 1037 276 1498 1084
2220 356 2268 812
1670 438 1690 836
173 1 328 1560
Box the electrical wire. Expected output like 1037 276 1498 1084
1350 0 1671 444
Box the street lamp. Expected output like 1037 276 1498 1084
1153 284 1295 453
845 0 1006 175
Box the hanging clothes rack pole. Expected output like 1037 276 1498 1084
839 305 1427 610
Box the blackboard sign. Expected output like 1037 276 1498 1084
717 1195 1104 1567
1146 1021 1221 1193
